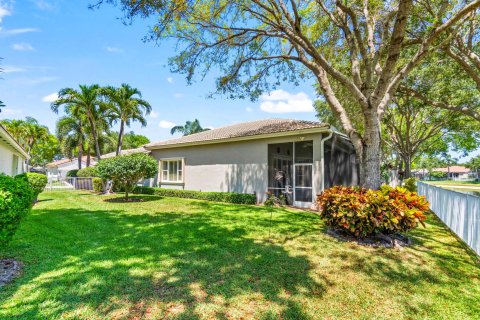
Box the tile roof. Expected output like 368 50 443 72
46 156 96 168
101 147 150 159
412 166 471 174
145 119 329 149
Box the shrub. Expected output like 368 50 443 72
92 177 104 193
264 191 286 208
132 186 257 205
66 169 79 177
77 167 98 177
317 185 428 237
403 177 417 192
15 173 48 201
96 153 158 200
0 174 34 246
430 171 446 179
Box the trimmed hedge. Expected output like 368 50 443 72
0 174 34 246
77 167 99 177
93 177 104 193
15 173 48 201
403 177 417 192
318 185 428 237
66 170 79 177
132 186 257 205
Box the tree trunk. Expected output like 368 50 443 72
87 151 91 167
77 138 83 170
360 111 383 189
116 120 125 156
87 113 102 160
403 155 412 178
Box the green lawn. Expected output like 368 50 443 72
1 192 479 319
427 180 480 186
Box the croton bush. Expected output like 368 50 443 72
317 185 429 237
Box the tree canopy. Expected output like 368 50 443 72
98 0 480 189
170 119 210 136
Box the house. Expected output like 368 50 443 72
46 156 97 181
413 166 473 180
0 123 29 176
145 119 358 207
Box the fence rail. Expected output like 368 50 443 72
45 177 93 192
417 181 480 256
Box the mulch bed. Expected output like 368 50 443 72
326 228 412 248
0 259 21 288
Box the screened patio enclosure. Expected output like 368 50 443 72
267 133 358 206
268 140 314 206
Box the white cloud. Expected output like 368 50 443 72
245 107 253 112
2 65 26 73
12 42 34 51
105 46 124 53
149 111 159 119
42 92 58 103
173 93 184 98
0 28 39 36
167 77 174 84
259 89 314 113
0 4 11 23
11 76 59 85
31 0 56 11
158 120 176 129
0 107 23 118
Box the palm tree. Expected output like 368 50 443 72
1 117 49 168
170 119 210 136
52 85 104 159
22 117 49 167
0 119 25 143
56 114 86 170
102 84 151 156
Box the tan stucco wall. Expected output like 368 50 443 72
150 133 324 203
0 140 26 176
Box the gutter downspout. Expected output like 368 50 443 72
320 130 333 192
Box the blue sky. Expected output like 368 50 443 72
0 0 318 141
0 0 477 162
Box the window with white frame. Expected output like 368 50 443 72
161 159 183 182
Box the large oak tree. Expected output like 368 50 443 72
98 0 480 189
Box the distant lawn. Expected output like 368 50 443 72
427 180 480 186
1 192 479 319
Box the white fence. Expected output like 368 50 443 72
417 181 480 255
45 177 93 192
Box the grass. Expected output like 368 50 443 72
1 191 479 319
427 180 480 186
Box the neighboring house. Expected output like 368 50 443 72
437 166 472 180
145 119 358 207
0 123 29 176
46 156 97 181
413 166 473 180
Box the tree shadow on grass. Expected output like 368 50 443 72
103 195 164 203
0 205 325 319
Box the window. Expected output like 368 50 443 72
161 159 183 182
